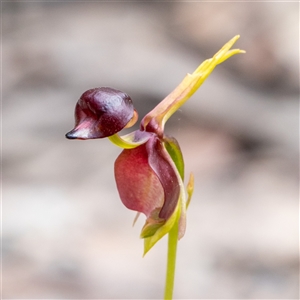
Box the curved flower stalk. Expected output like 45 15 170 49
66 36 245 256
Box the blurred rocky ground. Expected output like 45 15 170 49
2 2 299 299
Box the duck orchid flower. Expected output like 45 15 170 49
66 36 245 254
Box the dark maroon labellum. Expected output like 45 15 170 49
66 87 134 139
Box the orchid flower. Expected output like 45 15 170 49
66 36 245 257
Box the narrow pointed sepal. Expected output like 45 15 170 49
141 35 245 134
164 136 184 181
140 208 165 238
186 172 194 209
143 202 181 255
108 130 153 149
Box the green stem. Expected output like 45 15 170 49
164 221 179 300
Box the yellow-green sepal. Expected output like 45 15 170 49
141 35 245 132
164 136 184 181
140 208 166 239
108 131 152 149
143 201 181 256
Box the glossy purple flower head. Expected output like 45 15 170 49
66 87 136 139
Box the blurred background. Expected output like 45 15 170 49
2 1 299 299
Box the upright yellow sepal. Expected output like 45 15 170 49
142 35 245 132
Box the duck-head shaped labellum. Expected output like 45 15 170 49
66 87 136 140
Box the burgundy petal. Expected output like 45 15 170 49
114 137 164 217
114 134 180 221
66 87 134 139
146 137 180 220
